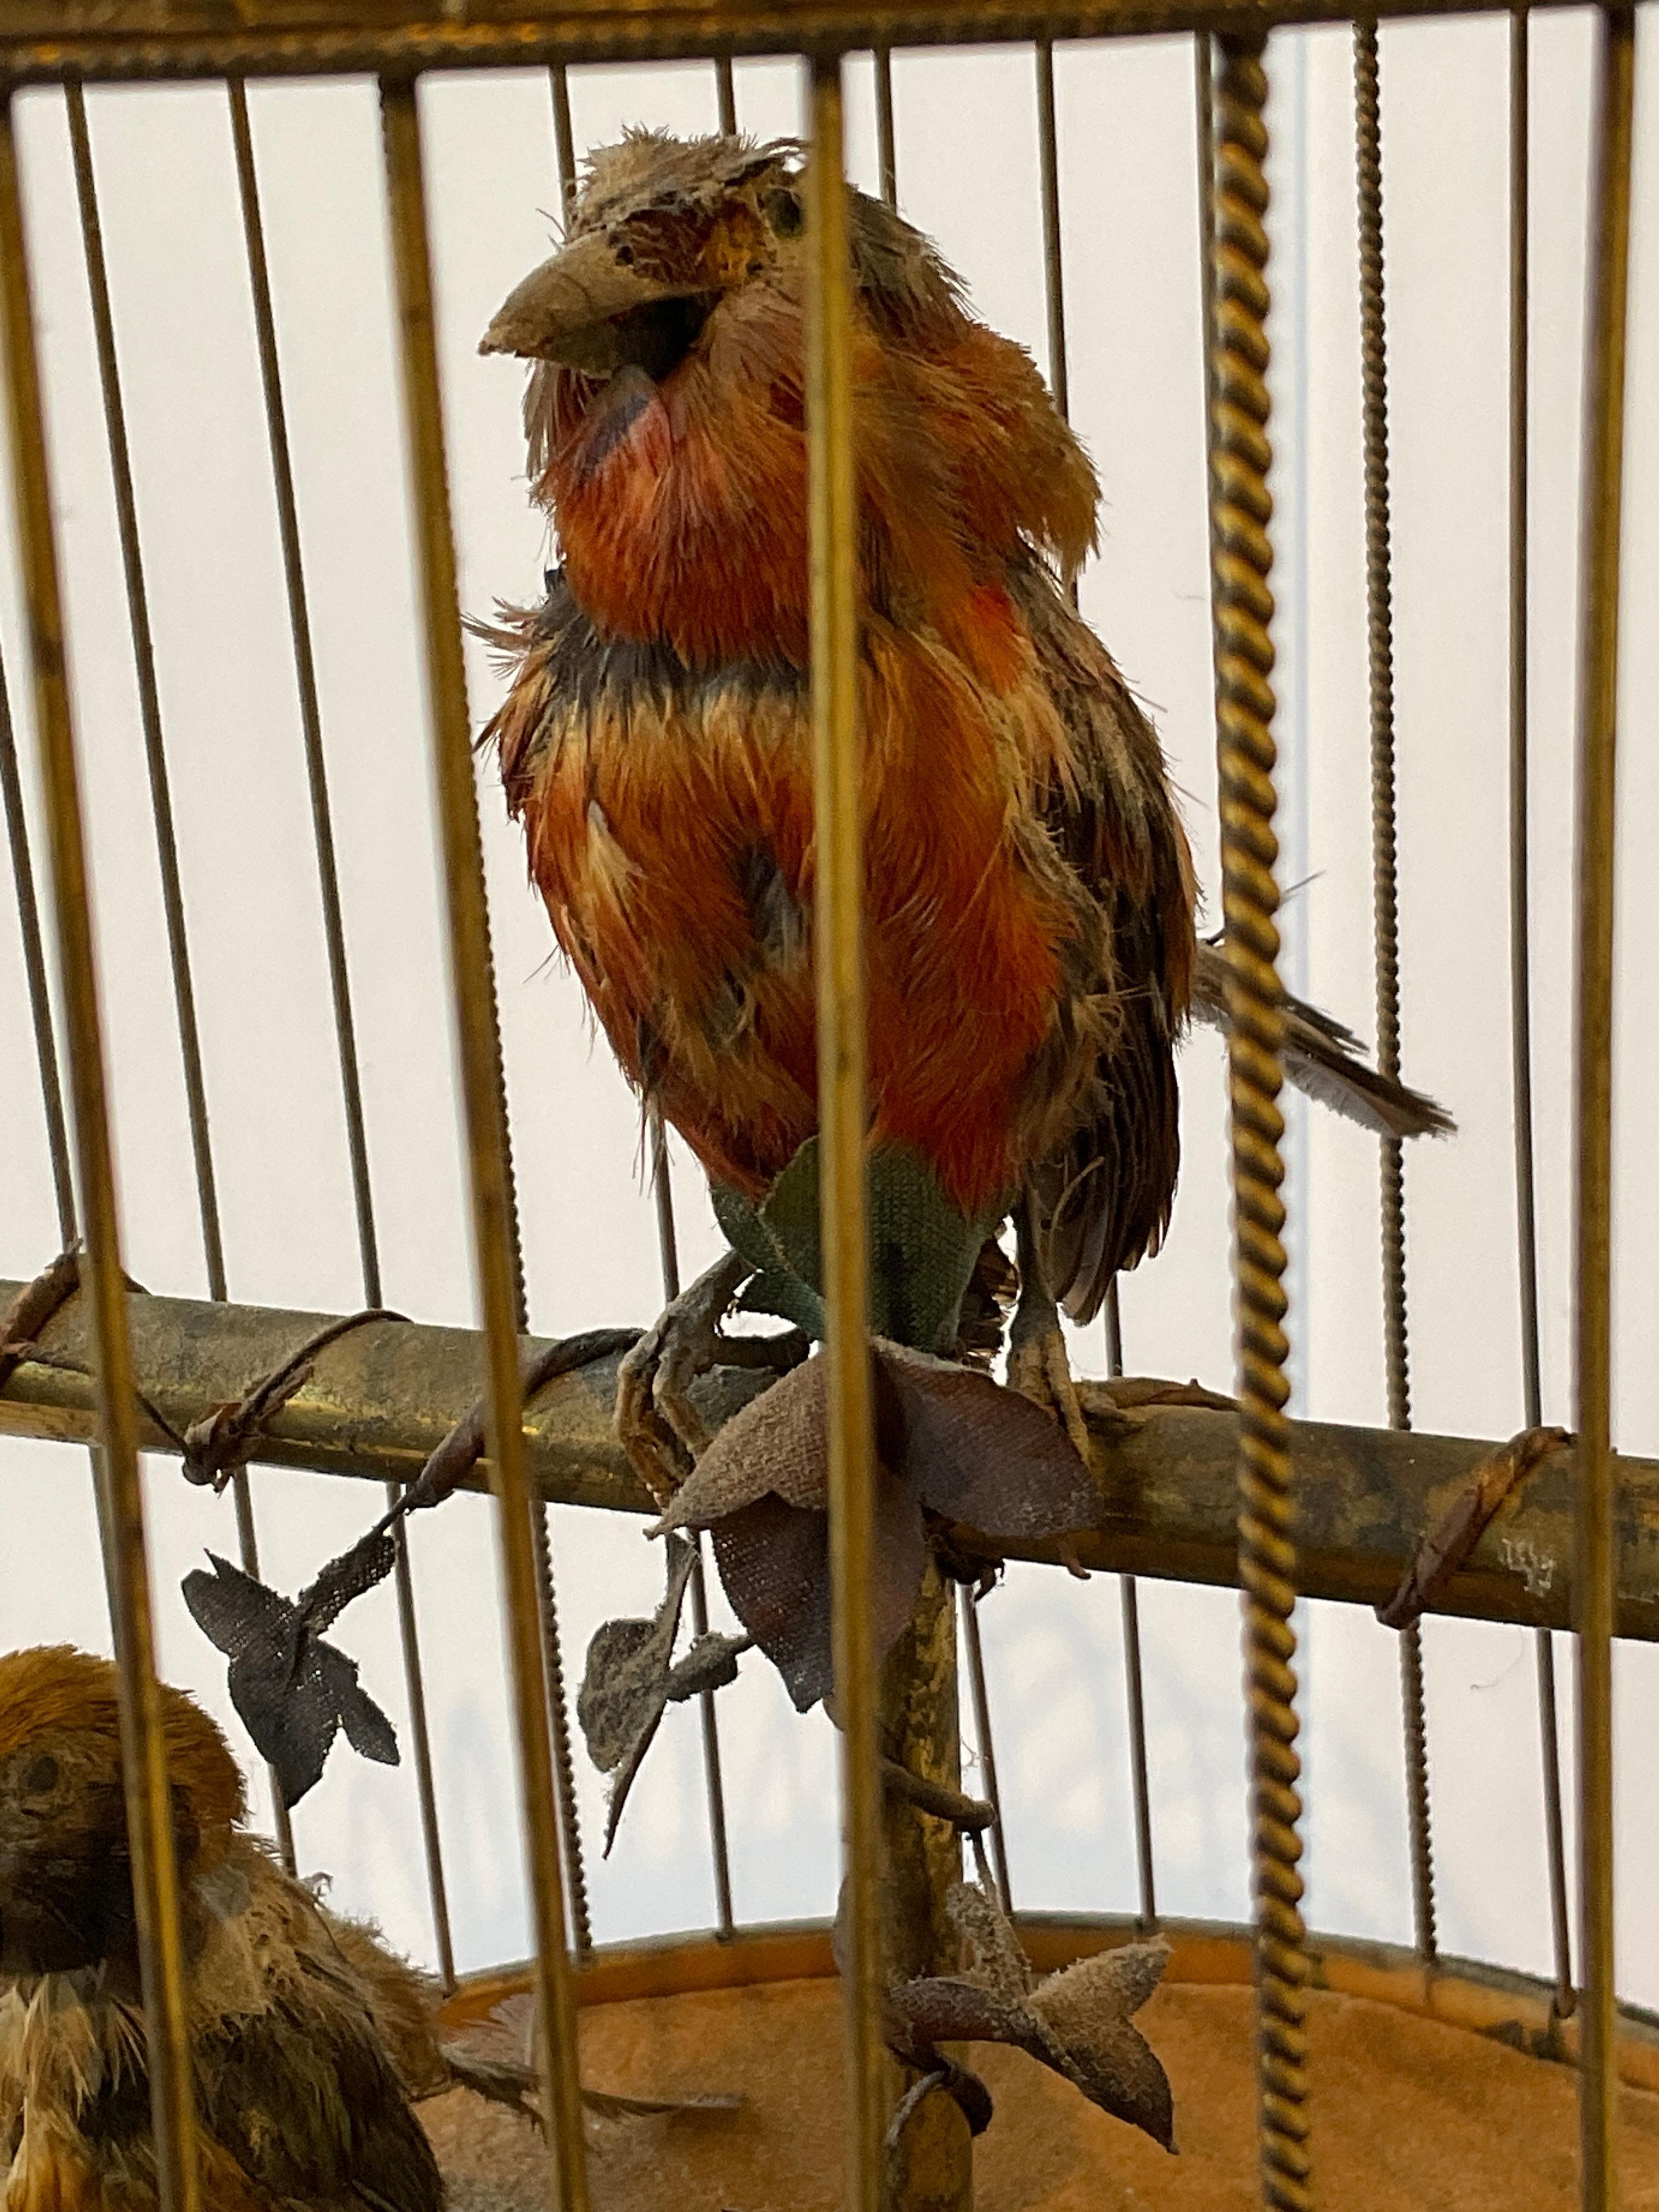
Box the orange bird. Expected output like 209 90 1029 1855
478 132 1444 1489
0 1647 445 2211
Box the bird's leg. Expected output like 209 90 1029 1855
1005 1202 1094 1468
616 1248 805 1504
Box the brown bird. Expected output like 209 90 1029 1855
477 132 1447 1488
0 1646 444 2212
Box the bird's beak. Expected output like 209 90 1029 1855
479 232 709 376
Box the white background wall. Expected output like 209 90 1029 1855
1 16 1656 2006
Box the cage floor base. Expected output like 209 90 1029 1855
422 1972 1659 2209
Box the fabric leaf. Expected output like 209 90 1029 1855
182 1553 399 1809
654 1356 830 1531
872 1339 1103 1541
576 1537 704 1853
708 1463 926 1714
893 1886 1175 2152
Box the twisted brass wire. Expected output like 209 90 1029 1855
1209 41 1311 2211
1352 17 1438 1966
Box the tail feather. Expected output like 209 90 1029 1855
1190 941 1454 1142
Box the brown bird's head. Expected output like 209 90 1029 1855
482 129 1098 667
0 1646 245 1978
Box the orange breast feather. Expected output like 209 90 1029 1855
509 599 1078 1218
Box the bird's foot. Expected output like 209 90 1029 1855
616 1250 806 1505
1080 1374 1236 1426
1006 1317 1095 1468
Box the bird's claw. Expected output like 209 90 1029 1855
615 1250 753 1506
1006 1319 1096 1468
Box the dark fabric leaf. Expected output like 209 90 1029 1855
872 1340 1102 1541
331 1655 399 1766
182 1554 400 1808
708 1458 927 1713
183 1550 290 1646
302 1531 401 1641
710 1496 832 1712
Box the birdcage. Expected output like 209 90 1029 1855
0 1 1651 2208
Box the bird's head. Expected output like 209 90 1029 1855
481 129 814 382
0 1646 245 1978
481 129 1097 667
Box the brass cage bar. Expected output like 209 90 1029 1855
1574 5 1635 2203
806 50 886 2212
376 72 589 2208
1503 0 1575 2027
1034 35 1159 1932
0 633 74 1241
63 74 303 1882
225 64 458 1984
0 0 1620 88
0 91 203 2212
1207 36 1313 2210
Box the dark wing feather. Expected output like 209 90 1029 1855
1189 941 1454 1141
1010 560 1197 1324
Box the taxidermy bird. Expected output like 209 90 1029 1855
477 131 1448 1494
0 1645 444 2211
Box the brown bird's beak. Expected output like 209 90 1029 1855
480 232 714 379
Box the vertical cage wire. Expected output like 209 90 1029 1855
0 634 74 1239
1573 5 1635 2201
716 54 738 134
0 89 202 2212
224 71 456 1978
1351 15 1438 1967
550 64 577 216
1502 0 1576 2025
873 47 897 204
1208 37 1312 2211
806 49 884 2212
377 71 589 2209
543 61 741 1941
648 1106 737 1936
1036 30 1158 1930
63 76 303 1881
865 57 1014 1936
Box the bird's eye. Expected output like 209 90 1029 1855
614 241 635 267
21 1755 57 1797
763 187 804 238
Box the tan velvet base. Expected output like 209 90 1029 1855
422 1974 1659 2209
